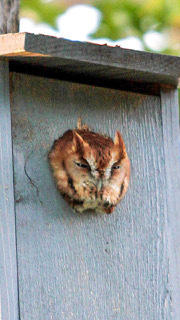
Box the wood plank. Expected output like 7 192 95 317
161 87 180 320
11 72 171 319
0 33 180 89
0 33 26 55
0 62 19 320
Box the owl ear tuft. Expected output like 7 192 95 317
73 131 89 153
114 131 126 155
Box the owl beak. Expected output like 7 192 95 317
97 179 103 191
98 169 105 177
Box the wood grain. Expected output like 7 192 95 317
11 72 172 320
161 87 180 320
0 62 19 320
0 33 180 91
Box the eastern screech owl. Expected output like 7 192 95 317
48 120 130 214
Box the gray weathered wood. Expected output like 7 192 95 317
161 87 180 320
0 62 19 320
11 72 172 320
0 33 180 91
0 0 19 34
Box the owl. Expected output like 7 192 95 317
48 120 130 214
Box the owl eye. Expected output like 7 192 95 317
112 164 121 170
75 162 90 169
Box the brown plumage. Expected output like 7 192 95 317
48 119 130 213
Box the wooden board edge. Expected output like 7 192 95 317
0 33 26 55
160 86 180 320
0 61 19 320
0 33 180 85
25 33 180 79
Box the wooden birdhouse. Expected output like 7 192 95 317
0 33 180 320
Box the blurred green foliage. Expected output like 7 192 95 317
94 0 180 35
93 0 180 54
21 0 65 27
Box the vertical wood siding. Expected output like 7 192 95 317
11 72 171 320
161 87 180 320
0 63 19 320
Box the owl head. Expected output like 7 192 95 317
49 123 130 213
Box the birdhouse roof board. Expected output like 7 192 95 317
0 32 180 95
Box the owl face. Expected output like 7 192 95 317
49 127 130 214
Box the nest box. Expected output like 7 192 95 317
0 33 180 320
